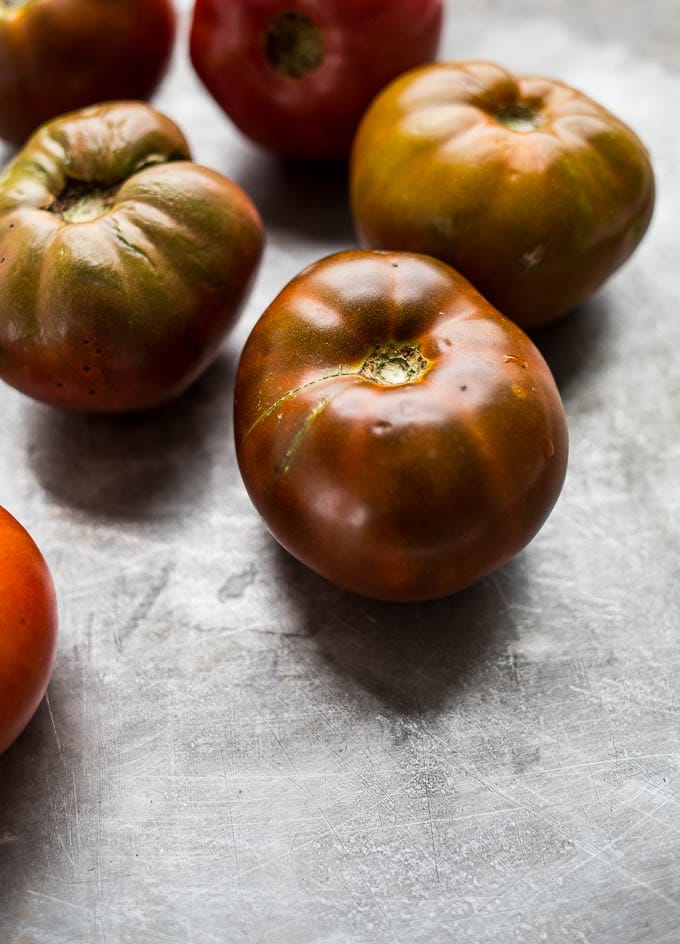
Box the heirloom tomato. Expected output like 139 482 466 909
351 61 655 328
0 102 264 412
190 0 443 160
0 0 176 145
234 250 568 602
0 506 57 756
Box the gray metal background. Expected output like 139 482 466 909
1 1 678 941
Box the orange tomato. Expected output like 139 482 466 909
0 506 58 755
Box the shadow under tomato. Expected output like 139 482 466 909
26 352 236 522
530 291 613 402
270 541 529 719
232 151 355 245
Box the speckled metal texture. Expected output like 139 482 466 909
1 2 679 942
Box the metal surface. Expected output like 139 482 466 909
1 2 679 941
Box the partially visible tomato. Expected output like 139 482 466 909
0 102 264 412
0 0 176 145
234 250 568 602
0 506 57 756
190 0 443 160
351 61 655 328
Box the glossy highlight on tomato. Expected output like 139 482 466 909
0 506 57 756
351 61 655 328
190 0 443 160
234 250 569 602
0 102 264 412
0 0 176 145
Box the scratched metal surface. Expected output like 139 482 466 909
1 1 679 942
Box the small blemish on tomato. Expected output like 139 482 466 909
521 245 545 270
83 365 91 372
373 419 392 435
56 382 64 388
459 384 468 391
543 438 555 461
504 354 528 368
512 384 527 399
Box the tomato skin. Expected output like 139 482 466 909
350 61 655 328
0 102 264 413
0 0 176 145
0 507 57 757
234 250 568 602
189 0 443 160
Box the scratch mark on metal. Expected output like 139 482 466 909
417 694 441 883
115 562 173 651
26 890 89 913
44 692 62 756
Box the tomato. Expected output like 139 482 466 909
0 0 176 146
0 102 264 413
0 506 57 756
189 0 443 160
234 250 568 602
351 61 655 328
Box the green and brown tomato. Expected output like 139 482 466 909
0 0 176 145
0 506 57 756
0 102 264 412
351 61 655 328
234 250 568 602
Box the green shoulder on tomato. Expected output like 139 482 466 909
351 61 655 328
0 101 264 412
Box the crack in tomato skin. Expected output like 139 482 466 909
274 380 364 478
241 341 432 454
238 369 355 448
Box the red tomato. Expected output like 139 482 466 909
189 0 444 160
0 507 58 756
0 0 176 145
234 251 568 602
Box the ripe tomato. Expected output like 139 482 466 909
0 0 176 145
351 61 655 328
190 0 443 160
0 507 57 756
234 251 568 602
0 102 264 412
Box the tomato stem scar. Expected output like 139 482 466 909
359 343 429 386
48 178 120 223
264 11 325 78
494 102 544 132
